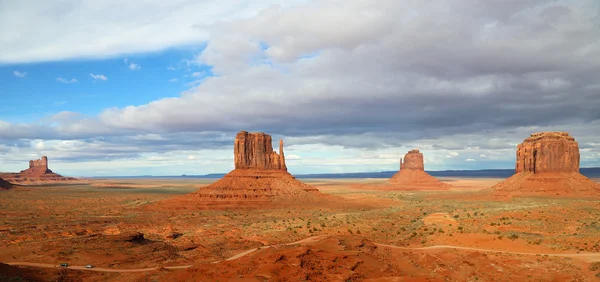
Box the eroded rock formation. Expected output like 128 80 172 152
492 132 600 197
400 149 424 171
515 132 579 174
0 156 77 184
388 149 450 190
158 131 322 209
234 131 287 171
20 156 52 175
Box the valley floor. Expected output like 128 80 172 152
1 177 599 281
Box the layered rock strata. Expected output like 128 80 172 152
389 149 450 190
492 132 600 197
167 131 321 209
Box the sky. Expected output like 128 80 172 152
1 0 600 176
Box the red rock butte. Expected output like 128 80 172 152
388 149 450 190
0 156 77 184
159 131 322 209
492 132 600 197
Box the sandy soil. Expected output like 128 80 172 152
1 177 600 281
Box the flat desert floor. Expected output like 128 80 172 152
1 177 600 281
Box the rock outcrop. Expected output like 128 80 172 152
0 156 77 184
492 132 600 197
515 132 579 174
400 149 425 171
234 131 287 171
388 149 450 190
0 177 13 190
20 156 52 175
158 131 322 209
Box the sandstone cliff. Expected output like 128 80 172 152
492 132 600 198
21 156 52 175
515 132 579 174
389 149 450 190
400 149 425 171
234 131 287 171
158 131 322 209
1 156 77 184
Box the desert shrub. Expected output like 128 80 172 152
508 234 519 240
348 229 354 234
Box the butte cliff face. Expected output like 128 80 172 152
389 149 450 190
492 132 600 197
0 156 77 184
515 132 579 174
158 131 321 209
20 156 52 175
234 131 287 171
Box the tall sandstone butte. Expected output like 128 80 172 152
389 149 450 190
400 149 425 171
0 156 77 183
21 156 52 175
158 131 321 209
234 131 287 171
492 132 600 197
515 132 579 174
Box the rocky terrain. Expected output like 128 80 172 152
492 132 600 197
0 177 13 190
154 131 323 210
0 156 78 184
388 149 451 190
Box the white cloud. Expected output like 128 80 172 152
167 66 177 71
56 77 78 84
168 78 178 83
89 73 107 81
0 0 310 64
466 158 476 162
2 1 600 175
13 71 27 78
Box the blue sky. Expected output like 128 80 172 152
1 0 599 176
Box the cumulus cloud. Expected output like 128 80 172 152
56 77 78 84
2 0 600 175
89 73 107 81
0 0 310 64
13 71 27 78
168 78 179 83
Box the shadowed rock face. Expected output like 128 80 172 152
515 132 579 174
0 177 13 190
400 149 424 171
234 131 287 171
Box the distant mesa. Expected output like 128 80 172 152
0 156 77 184
157 131 322 209
491 132 600 197
388 149 451 190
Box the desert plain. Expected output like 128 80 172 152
1 176 600 282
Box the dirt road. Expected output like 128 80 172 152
6 235 599 273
